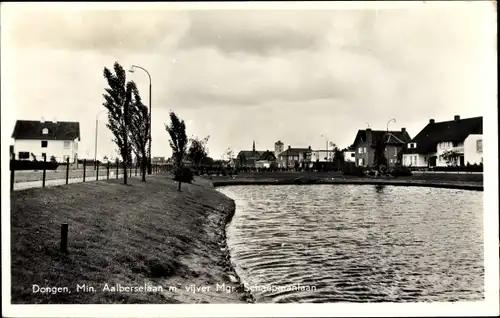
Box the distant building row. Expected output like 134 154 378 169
349 115 482 168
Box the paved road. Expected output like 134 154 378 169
13 172 148 191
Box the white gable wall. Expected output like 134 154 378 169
14 139 79 162
464 134 483 165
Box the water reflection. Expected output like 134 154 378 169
219 185 483 303
375 184 386 193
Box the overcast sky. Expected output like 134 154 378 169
1 2 496 160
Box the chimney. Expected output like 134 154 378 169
454 115 460 121
40 117 45 123
53 118 58 124
401 128 406 133
366 128 372 145
288 145 291 149
429 119 435 124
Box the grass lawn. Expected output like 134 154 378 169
10 174 248 304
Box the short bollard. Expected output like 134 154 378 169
60 223 68 254
83 159 87 182
42 155 47 187
66 157 70 185
107 162 110 180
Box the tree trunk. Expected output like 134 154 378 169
178 180 182 191
123 161 128 185
141 156 146 182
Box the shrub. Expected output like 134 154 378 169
173 166 194 183
390 165 413 177
343 165 365 177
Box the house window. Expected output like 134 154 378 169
18 152 30 159
351 153 355 158
41 140 48 148
64 141 71 149
394 148 397 156
280 156 283 160
476 139 483 153
358 158 364 166
358 147 362 153
414 155 417 165
42 128 49 135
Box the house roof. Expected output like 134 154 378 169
279 147 311 156
351 129 412 148
403 116 482 154
12 120 81 141
237 150 276 161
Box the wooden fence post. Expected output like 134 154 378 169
60 223 68 253
10 153 15 191
42 154 47 188
107 162 110 180
116 159 119 179
96 162 99 181
83 159 86 182
66 157 70 185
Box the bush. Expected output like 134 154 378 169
173 166 194 183
390 165 413 177
343 165 365 177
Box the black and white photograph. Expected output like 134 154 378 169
1 1 498 317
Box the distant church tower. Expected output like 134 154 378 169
252 140 256 152
274 140 284 159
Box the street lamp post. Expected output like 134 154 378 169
94 110 107 170
386 118 396 142
321 134 329 161
129 65 152 175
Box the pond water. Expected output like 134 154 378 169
218 184 484 303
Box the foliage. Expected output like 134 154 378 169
102 61 137 185
390 165 413 177
440 149 460 166
343 164 365 177
173 166 194 184
187 135 210 168
165 111 188 191
129 84 150 181
373 137 387 168
431 163 483 172
333 147 345 170
50 156 57 163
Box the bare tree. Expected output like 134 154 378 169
103 62 136 185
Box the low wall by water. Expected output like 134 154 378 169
211 178 483 191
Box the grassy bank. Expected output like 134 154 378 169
10 174 252 304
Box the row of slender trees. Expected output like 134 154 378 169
102 62 211 189
102 62 150 184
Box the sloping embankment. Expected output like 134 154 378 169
10 174 252 304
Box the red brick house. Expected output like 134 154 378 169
350 128 412 167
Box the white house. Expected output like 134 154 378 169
402 115 482 168
310 149 334 162
463 134 483 165
11 119 81 163
343 150 356 163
